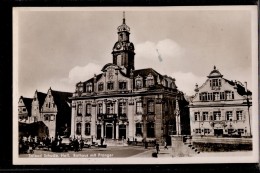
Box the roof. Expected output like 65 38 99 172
21 97 33 116
224 79 252 96
51 90 73 113
207 66 223 78
36 92 47 109
133 68 163 79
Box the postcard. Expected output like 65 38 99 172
13 6 258 165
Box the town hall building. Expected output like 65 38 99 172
70 14 190 143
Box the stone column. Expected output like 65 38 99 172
91 103 96 137
112 122 114 139
126 123 129 139
81 121 85 138
101 122 104 138
70 101 76 138
116 123 119 140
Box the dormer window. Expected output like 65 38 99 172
135 75 143 89
107 82 114 90
78 83 84 92
146 73 154 87
98 83 104 91
119 81 127 90
86 83 92 93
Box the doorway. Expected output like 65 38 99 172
119 124 126 139
106 124 113 138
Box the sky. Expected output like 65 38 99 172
15 7 256 98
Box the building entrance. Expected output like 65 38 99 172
106 124 113 138
119 124 126 139
97 124 101 139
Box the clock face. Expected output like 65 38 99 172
116 43 121 50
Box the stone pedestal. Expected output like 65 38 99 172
171 135 184 157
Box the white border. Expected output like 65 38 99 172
13 6 259 165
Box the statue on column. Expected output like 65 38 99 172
174 99 181 136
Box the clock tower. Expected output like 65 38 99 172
112 12 135 75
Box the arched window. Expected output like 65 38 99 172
135 75 143 89
147 100 154 114
86 83 92 93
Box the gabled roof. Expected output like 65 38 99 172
224 79 252 96
20 96 33 116
50 90 73 113
36 92 47 109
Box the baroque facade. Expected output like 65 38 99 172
189 66 252 137
70 15 189 143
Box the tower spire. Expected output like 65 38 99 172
123 11 125 24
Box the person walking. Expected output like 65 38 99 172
155 143 160 154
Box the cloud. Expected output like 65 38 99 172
59 63 102 92
135 39 185 75
173 71 206 96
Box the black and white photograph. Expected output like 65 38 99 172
13 7 258 165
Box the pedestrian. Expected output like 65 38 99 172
156 143 160 154
164 141 168 150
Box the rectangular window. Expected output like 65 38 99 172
22 108 26 112
202 112 208 121
98 103 103 114
195 129 201 134
238 129 244 134
213 92 220 101
213 111 221 121
212 79 218 87
106 103 114 114
236 111 243 120
204 129 210 134
147 101 154 114
76 123 81 135
220 92 225 100
107 82 114 90
119 82 127 90
226 111 233 121
135 123 142 136
225 91 234 100
44 115 49 121
85 123 91 136
118 102 127 114
98 83 104 91
77 104 82 116
136 102 143 114
208 93 213 100
194 112 200 121
86 104 91 115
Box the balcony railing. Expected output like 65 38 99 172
134 114 142 121
146 114 155 122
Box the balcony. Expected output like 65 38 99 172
134 114 142 122
118 113 128 121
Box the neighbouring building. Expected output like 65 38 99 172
70 14 190 143
31 90 47 123
189 66 252 137
41 88 72 138
18 96 33 123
